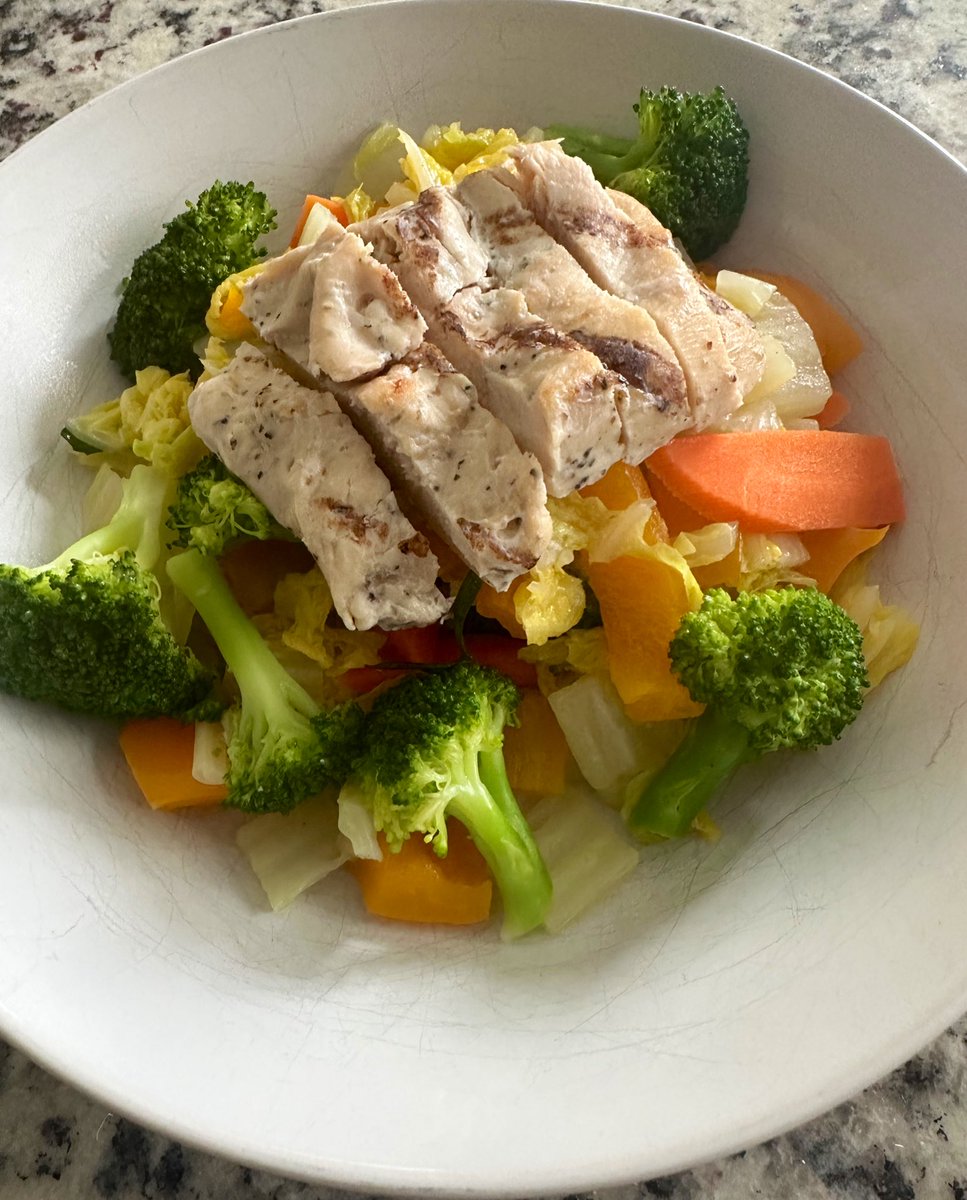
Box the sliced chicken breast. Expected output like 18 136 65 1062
241 208 426 383
354 189 626 496
188 346 448 631
699 280 765 398
454 169 693 460
333 343 552 592
501 142 744 427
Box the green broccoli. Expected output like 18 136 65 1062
345 659 552 938
166 548 363 814
167 455 288 556
109 181 277 381
0 465 217 719
626 587 869 841
548 85 750 260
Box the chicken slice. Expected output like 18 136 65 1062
501 142 745 427
188 346 448 631
454 169 693 460
241 208 426 383
332 343 551 592
354 189 626 496
698 280 765 398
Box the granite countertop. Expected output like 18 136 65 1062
1 1 965 1197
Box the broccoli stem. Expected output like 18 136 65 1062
166 548 318 729
626 709 754 841
46 464 169 573
547 125 635 167
448 746 552 939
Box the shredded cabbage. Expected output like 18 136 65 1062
237 794 350 910
67 367 205 477
715 270 832 424
273 570 384 674
832 560 919 687
528 788 639 932
347 121 526 214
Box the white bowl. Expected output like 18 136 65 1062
1 1 965 1193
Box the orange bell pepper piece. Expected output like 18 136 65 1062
120 718 227 810
800 526 889 594
349 826 493 925
503 689 570 796
590 545 705 722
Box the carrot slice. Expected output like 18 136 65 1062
349 826 493 925
745 271 864 376
288 194 349 247
120 718 227 810
646 430 905 533
800 526 889 594
503 689 570 796
643 466 708 537
816 390 851 430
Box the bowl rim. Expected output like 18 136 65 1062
2 1 966 1194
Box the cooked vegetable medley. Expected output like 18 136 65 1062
1 89 918 936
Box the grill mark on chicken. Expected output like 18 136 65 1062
354 190 629 495
568 332 669 409
313 498 390 543
561 208 664 250
501 143 750 427
456 519 536 567
298 336 551 590
452 168 693 462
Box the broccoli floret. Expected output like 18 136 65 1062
166 548 363 814
548 85 749 259
109 181 277 381
0 465 217 719
346 660 552 937
167 455 288 556
626 587 869 841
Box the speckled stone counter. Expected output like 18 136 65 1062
1 2 966 1197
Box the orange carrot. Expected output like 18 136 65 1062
348 826 493 925
643 466 708 537
503 690 571 796
120 718 227 810
745 271 864 376
800 526 889 593
646 430 905 533
816 390 851 429
288 194 348 247
218 539 315 616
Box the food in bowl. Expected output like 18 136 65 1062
0 89 918 938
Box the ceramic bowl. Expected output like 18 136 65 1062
1 1 965 1193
